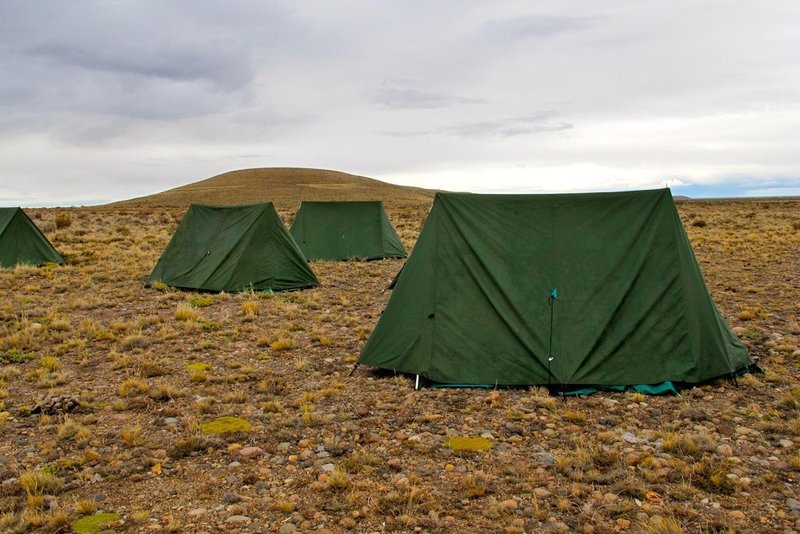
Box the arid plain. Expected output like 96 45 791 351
1 169 798 533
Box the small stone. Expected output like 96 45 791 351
223 491 242 504
533 487 551 499
500 499 518 510
320 463 335 473
393 476 409 489
729 510 746 520
716 444 733 456
535 453 555 466
787 498 800 512
226 515 250 523
624 453 641 466
188 508 207 517
278 523 296 534
483 391 501 404
163 417 179 425
622 431 639 444
779 439 793 448
238 446 264 459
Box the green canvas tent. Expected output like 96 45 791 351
148 203 317 292
358 189 753 390
289 201 407 261
0 208 63 268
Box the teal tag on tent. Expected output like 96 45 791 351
549 288 558 300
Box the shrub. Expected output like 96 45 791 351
54 212 72 229
188 295 214 308
175 303 199 322
270 337 298 351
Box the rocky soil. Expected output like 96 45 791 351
0 198 798 533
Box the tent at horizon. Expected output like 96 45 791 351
148 203 317 293
290 201 407 261
358 189 753 392
0 207 63 268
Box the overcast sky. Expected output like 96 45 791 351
1 1 799 206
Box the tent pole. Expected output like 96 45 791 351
547 288 557 391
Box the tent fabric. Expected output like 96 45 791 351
0 208 63 268
358 189 753 388
148 203 317 292
289 201 407 261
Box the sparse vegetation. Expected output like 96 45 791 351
0 192 796 532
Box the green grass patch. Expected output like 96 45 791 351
445 436 493 452
188 295 214 308
201 416 252 435
186 362 210 373
71 513 121 534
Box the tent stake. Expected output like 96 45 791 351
415 375 420 390
348 363 360 377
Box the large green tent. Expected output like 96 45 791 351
289 201 407 261
358 189 753 390
0 208 63 268
148 203 317 292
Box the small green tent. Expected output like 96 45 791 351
289 201 407 261
148 203 317 292
0 208 63 268
358 189 753 389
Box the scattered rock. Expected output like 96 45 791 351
622 431 639 444
278 523 296 534
533 488 551 499
535 453 556 466
238 446 264 459
227 515 251 524
500 499 518 510
787 498 800 513
223 491 242 504
32 394 80 415
320 463 335 473
716 444 733 456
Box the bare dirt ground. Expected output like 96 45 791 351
0 197 798 533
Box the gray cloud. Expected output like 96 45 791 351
480 14 598 41
0 1 798 205
371 79 484 109
24 42 253 90
443 114 573 138
373 87 456 109
379 112 572 139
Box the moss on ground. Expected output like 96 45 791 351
71 513 121 534
201 415 252 435
445 436 493 452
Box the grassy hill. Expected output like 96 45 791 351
115 167 435 210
